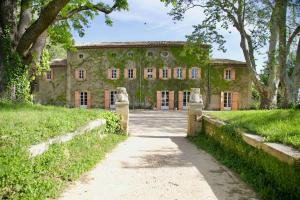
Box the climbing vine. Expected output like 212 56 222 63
1 28 31 102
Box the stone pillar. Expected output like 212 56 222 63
297 88 300 108
187 88 204 136
115 87 129 135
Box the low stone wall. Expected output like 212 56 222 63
202 115 300 166
29 119 106 158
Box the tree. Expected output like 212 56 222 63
163 0 300 108
0 0 128 101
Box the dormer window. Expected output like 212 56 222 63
160 51 169 58
111 53 117 57
127 52 133 57
147 51 154 57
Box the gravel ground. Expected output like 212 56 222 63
58 111 258 200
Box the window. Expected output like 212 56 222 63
128 68 134 79
111 69 117 79
225 69 231 80
46 71 52 80
192 68 198 79
162 68 168 79
177 68 182 79
147 68 153 79
80 92 88 108
111 53 117 57
183 91 190 108
224 92 232 110
79 54 84 59
79 69 85 79
127 52 133 57
160 51 169 57
147 51 154 57
110 91 117 109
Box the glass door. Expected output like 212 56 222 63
161 91 169 110
110 91 117 109
80 92 88 108
183 91 190 110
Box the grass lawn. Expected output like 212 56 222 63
0 101 108 148
0 102 126 199
206 109 300 150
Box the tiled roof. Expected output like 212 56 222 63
50 59 67 67
210 58 247 66
75 41 209 49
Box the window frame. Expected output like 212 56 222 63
162 68 168 79
111 69 117 79
78 69 85 80
224 92 232 110
177 67 182 79
147 51 154 57
80 91 88 108
191 68 198 79
147 68 153 79
46 71 52 80
225 69 232 80
128 68 134 79
160 51 169 58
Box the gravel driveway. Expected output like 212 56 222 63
58 111 258 200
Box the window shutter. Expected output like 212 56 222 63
116 69 120 79
169 91 175 110
144 68 148 79
182 68 186 80
156 91 161 110
232 92 239 110
51 69 54 80
133 68 137 79
124 68 128 79
87 91 92 108
107 69 111 79
220 92 224 111
189 68 192 79
197 68 201 79
168 67 172 79
152 67 157 80
178 91 183 110
104 89 110 109
159 69 163 79
75 69 79 80
231 69 236 80
173 67 177 79
75 91 80 108
84 69 87 80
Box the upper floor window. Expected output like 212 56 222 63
79 69 85 79
160 51 169 58
127 52 134 57
176 68 182 79
79 54 84 59
225 69 231 80
128 68 134 79
147 68 153 79
147 51 154 57
162 68 168 79
46 71 52 80
191 68 198 79
111 69 117 79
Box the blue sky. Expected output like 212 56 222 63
72 0 261 67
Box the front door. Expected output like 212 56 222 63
110 91 117 109
161 91 169 110
183 91 190 110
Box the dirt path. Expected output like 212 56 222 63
59 111 258 200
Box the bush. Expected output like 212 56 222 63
189 123 300 200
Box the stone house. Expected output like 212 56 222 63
34 41 252 111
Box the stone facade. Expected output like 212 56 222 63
35 41 252 111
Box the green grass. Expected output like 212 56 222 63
0 102 126 199
189 124 300 200
206 109 300 150
0 101 108 148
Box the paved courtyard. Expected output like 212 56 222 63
59 111 258 200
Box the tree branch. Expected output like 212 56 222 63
287 25 300 50
56 2 120 21
16 0 70 56
17 0 32 43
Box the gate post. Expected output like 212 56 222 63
187 88 204 136
115 87 129 135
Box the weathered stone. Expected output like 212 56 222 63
187 88 204 136
115 87 129 135
116 87 129 102
242 133 264 149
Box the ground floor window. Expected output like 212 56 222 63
161 90 169 109
183 91 190 109
110 91 117 109
80 92 88 108
224 92 232 110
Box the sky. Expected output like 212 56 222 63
72 0 262 68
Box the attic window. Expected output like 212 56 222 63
160 51 169 58
127 52 133 57
111 53 117 57
79 54 84 59
147 51 154 57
